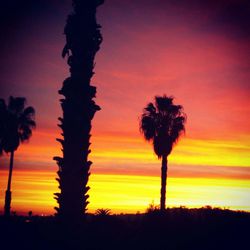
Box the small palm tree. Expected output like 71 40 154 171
140 95 186 211
95 208 111 216
0 96 36 216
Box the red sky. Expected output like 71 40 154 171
0 0 250 214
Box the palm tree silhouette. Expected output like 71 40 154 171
54 0 104 219
140 95 186 211
0 96 36 216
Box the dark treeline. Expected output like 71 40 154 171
1 207 249 250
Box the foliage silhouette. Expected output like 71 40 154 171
53 0 104 219
95 208 112 216
140 95 186 211
0 96 36 216
0 207 249 250
145 202 160 214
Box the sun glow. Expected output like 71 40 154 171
13 131 250 169
1 130 249 215
0 170 249 215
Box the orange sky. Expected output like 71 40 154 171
0 0 250 214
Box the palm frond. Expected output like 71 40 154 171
169 104 183 118
8 96 26 115
144 102 156 114
140 115 156 141
23 106 35 117
19 126 33 142
95 208 111 216
155 95 174 113
171 115 186 142
19 107 36 129
0 96 35 153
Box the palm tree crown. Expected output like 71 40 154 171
140 95 186 158
0 96 36 154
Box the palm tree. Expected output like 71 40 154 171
0 96 36 216
95 208 111 216
53 0 104 219
140 95 186 211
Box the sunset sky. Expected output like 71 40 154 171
0 0 250 215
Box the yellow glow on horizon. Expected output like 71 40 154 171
93 136 250 167
1 132 249 215
13 132 250 171
0 170 249 215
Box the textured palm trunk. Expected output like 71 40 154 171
160 155 168 211
4 150 14 216
54 0 103 219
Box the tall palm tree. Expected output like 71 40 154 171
140 95 186 211
53 0 104 219
0 96 36 216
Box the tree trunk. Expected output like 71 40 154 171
4 150 14 216
54 0 103 220
160 155 168 211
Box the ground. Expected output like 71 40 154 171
1 207 249 250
